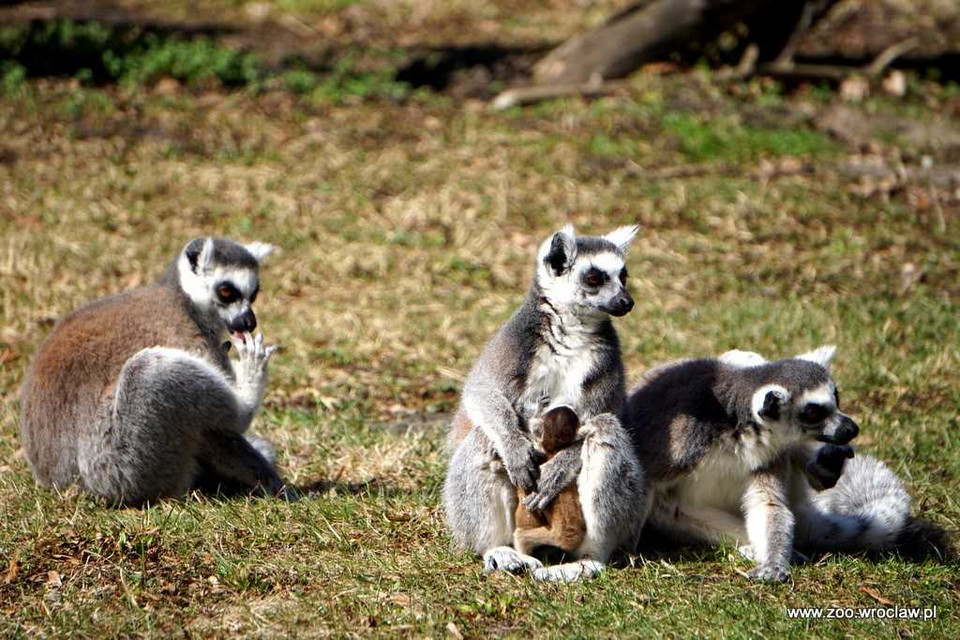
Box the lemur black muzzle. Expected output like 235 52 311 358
229 309 257 333
606 292 635 317
817 414 859 445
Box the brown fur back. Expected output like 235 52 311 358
19 285 223 487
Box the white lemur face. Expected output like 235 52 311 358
177 237 273 338
750 346 860 446
536 224 638 317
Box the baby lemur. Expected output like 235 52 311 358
19 237 290 506
514 406 586 556
444 225 646 582
624 346 911 582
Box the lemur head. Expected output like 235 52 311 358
535 224 639 317
175 237 273 338
539 405 580 453
745 346 859 446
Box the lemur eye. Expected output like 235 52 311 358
217 284 240 304
619 268 628 285
799 404 828 424
583 268 606 288
250 287 259 303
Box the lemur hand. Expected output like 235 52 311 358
501 434 545 492
231 332 280 409
522 444 582 512
805 443 855 491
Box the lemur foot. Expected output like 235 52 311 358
531 560 604 583
483 546 543 574
745 564 791 583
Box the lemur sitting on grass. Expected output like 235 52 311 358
443 225 646 582
20 237 292 506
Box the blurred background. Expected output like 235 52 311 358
0 1 957 636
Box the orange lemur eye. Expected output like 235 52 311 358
582 267 607 288
217 284 240 304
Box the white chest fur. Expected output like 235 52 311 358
520 338 598 419
675 448 752 515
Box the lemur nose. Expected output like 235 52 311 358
231 310 257 333
834 416 859 444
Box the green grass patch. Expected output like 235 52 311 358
664 112 838 163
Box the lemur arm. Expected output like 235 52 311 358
462 386 544 492
742 461 794 582
522 445 582 512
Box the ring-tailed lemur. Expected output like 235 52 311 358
20 237 292 506
624 346 911 582
444 225 646 582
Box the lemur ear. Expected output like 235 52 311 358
797 345 837 369
539 225 577 276
759 390 783 420
719 349 767 368
184 237 215 274
603 224 640 254
244 242 274 263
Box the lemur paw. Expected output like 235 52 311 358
746 564 791 583
806 444 855 491
531 560 604 583
483 547 543 574
738 546 806 565
231 332 279 389
501 438 545 493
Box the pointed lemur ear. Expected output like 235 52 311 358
604 224 640 254
797 345 837 369
244 242 274 263
184 237 215 274
759 390 783 420
540 225 577 276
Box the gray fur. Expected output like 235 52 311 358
625 349 911 581
19 237 289 506
443 225 645 581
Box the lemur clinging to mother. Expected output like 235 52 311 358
624 346 911 582
20 237 292 506
444 225 646 582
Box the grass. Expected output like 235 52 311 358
1 18 959 639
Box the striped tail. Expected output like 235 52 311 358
809 454 910 550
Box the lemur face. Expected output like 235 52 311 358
177 237 273 338
536 225 638 317
750 347 859 446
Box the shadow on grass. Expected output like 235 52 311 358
293 477 418 500
625 518 956 571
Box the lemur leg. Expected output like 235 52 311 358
77 347 280 505
532 414 646 582
741 464 794 582
193 429 287 499
444 428 543 574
